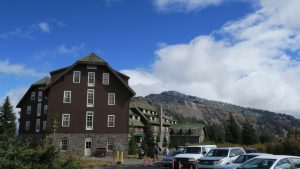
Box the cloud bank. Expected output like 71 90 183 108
123 0 300 117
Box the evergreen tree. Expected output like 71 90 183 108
162 136 168 147
128 128 138 155
205 124 225 143
260 129 275 143
242 121 259 145
156 134 160 143
225 113 241 144
143 122 155 156
0 96 16 137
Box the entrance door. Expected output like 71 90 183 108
84 137 92 157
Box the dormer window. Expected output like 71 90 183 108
73 71 81 83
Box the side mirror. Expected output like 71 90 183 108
202 151 207 154
229 154 235 158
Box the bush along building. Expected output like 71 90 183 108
17 53 135 156
129 103 177 147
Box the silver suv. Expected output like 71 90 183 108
197 147 246 169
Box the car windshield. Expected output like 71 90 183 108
185 147 201 154
234 155 257 164
237 158 276 169
206 149 229 157
168 151 182 157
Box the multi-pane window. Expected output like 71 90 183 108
63 91 71 103
44 105 48 114
37 103 41 116
31 92 35 101
43 121 47 130
61 139 68 150
38 91 42 102
36 119 40 132
102 73 110 85
27 106 31 115
73 71 81 83
87 89 94 107
25 121 30 130
62 114 70 127
108 93 115 105
86 111 93 130
107 115 115 127
88 72 95 87
107 138 113 151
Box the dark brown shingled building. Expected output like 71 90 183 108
17 53 135 156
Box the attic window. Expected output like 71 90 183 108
87 65 97 70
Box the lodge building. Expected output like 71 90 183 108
17 53 135 156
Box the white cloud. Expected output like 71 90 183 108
153 0 225 12
123 0 300 117
38 22 50 33
57 43 86 56
0 59 44 77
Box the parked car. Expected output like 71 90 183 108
173 145 217 169
162 150 185 168
243 148 260 153
197 147 246 169
221 153 270 169
236 155 300 169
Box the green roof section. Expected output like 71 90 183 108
171 123 204 136
129 119 144 127
33 77 51 85
171 123 204 129
78 53 106 63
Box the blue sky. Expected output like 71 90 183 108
1 0 300 118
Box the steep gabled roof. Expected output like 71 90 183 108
16 76 51 108
44 53 135 96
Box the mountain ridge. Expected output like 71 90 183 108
132 91 300 137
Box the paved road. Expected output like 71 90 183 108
94 162 163 169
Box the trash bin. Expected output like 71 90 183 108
95 148 106 157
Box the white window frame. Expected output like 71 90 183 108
43 120 47 130
25 121 30 130
102 73 110 85
38 91 42 102
37 103 41 116
107 115 115 127
62 114 70 127
87 89 94 107
27 106 31 115
108 93 115 105
36 119 40 132
73 71 81 83
44 105 48 115
88 72 95 87
63 91 71 103
61 139 68 150
107 138 113 151
86 111 93 130
31 92 35 101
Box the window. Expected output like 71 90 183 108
44 105 48 114
27 106 31 115
61 139 68 150
87 89 94 107
63 91 71 103
102 73 110 85
25 121 30 130
107 115 115 127
88 72 95 87
36 119 40 132
86 111 93 130
87 65 97 69
290 158 300 168
73 71 81 83
31 92 35 101
108 93 115 105
37 103 41 116
62 114 70 127
38 91 42 102
107 138 113 151
275 159 292 169
43 121 47 130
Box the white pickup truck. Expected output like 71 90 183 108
173 145 217 169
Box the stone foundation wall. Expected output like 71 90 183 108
19 133 46 145
49 133 128 156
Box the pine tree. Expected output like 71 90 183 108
206 124 225 143
0 96 16 137
163 136 168 147
225 113 241 144
128 128 138 155
143 121 155 156
242 121 259 145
